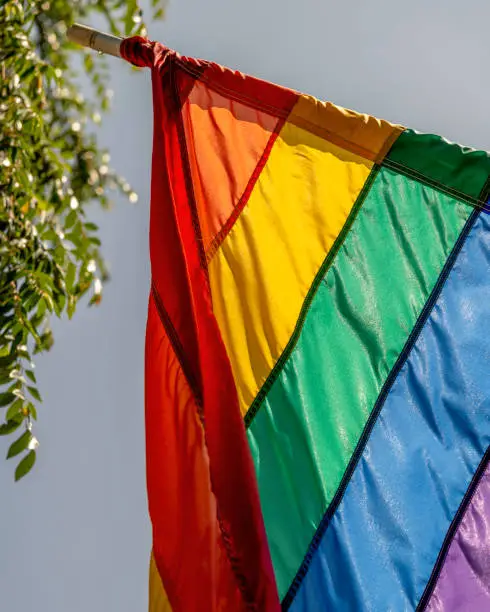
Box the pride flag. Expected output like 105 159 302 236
121 37 490 611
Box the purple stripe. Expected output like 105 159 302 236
427 460 490 611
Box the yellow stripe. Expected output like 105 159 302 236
149 552 172 612
209 120 372 415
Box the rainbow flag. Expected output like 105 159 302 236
122 37 490 611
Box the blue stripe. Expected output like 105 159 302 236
290 212 490 612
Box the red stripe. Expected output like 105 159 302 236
122 38 283 610
146 296 244 611
174 55 298 119
122 37 298 117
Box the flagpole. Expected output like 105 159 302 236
67 23 123 58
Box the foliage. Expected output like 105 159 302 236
0 0 163 479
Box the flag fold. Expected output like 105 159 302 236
121 36 490 612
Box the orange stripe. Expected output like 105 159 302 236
182 80 289 253
289 94 404 162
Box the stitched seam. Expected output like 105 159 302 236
478 171 490 205
215 506 259 612
175 58 292 117
244 164 381 428
176 102 257 611
383 158 490 212
376 127 405 163
171 64 209 278
151 283 256 611
281 206 480 610
160 62 257 608
151 282 202 404
417 445 490 611
205 115 287 263
288 113 402 162
175 59 400 163
174 59 490 210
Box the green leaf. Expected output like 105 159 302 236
66 261 76 290
66 293 76 318
54 292 66 316
0 392 16 407
28 402 38 421
15 450 36 481
19 65 36 81
42 293 54 313
0 354 17 369
11 330 24 354
37 298 47 319
0 420 21 436
27 386 42 402
66 231 82 248
0 369 13 385
65 210 77 229
0 0 156 479
7 430 31 459
6 398 23 421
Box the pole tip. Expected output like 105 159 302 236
67 23 122 58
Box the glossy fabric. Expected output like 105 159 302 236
145 296 244 611
290 212 490 611
121 35 490 612
248 169 469 597
182 80 280 253
208 97 400 417
123 39 281 611
386 129 490 202
209 123 372 414
290 94 402 162
427 458 490 612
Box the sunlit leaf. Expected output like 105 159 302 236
6 398 23 421
27 386 42 402
0 0 159 480
7 430 31 459
28 402 38 421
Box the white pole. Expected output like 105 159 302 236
67 23 123 58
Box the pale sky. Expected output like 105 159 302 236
2 1 490 610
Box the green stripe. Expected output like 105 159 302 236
386 129 490 203
247 167 470 598
245 164 381 427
